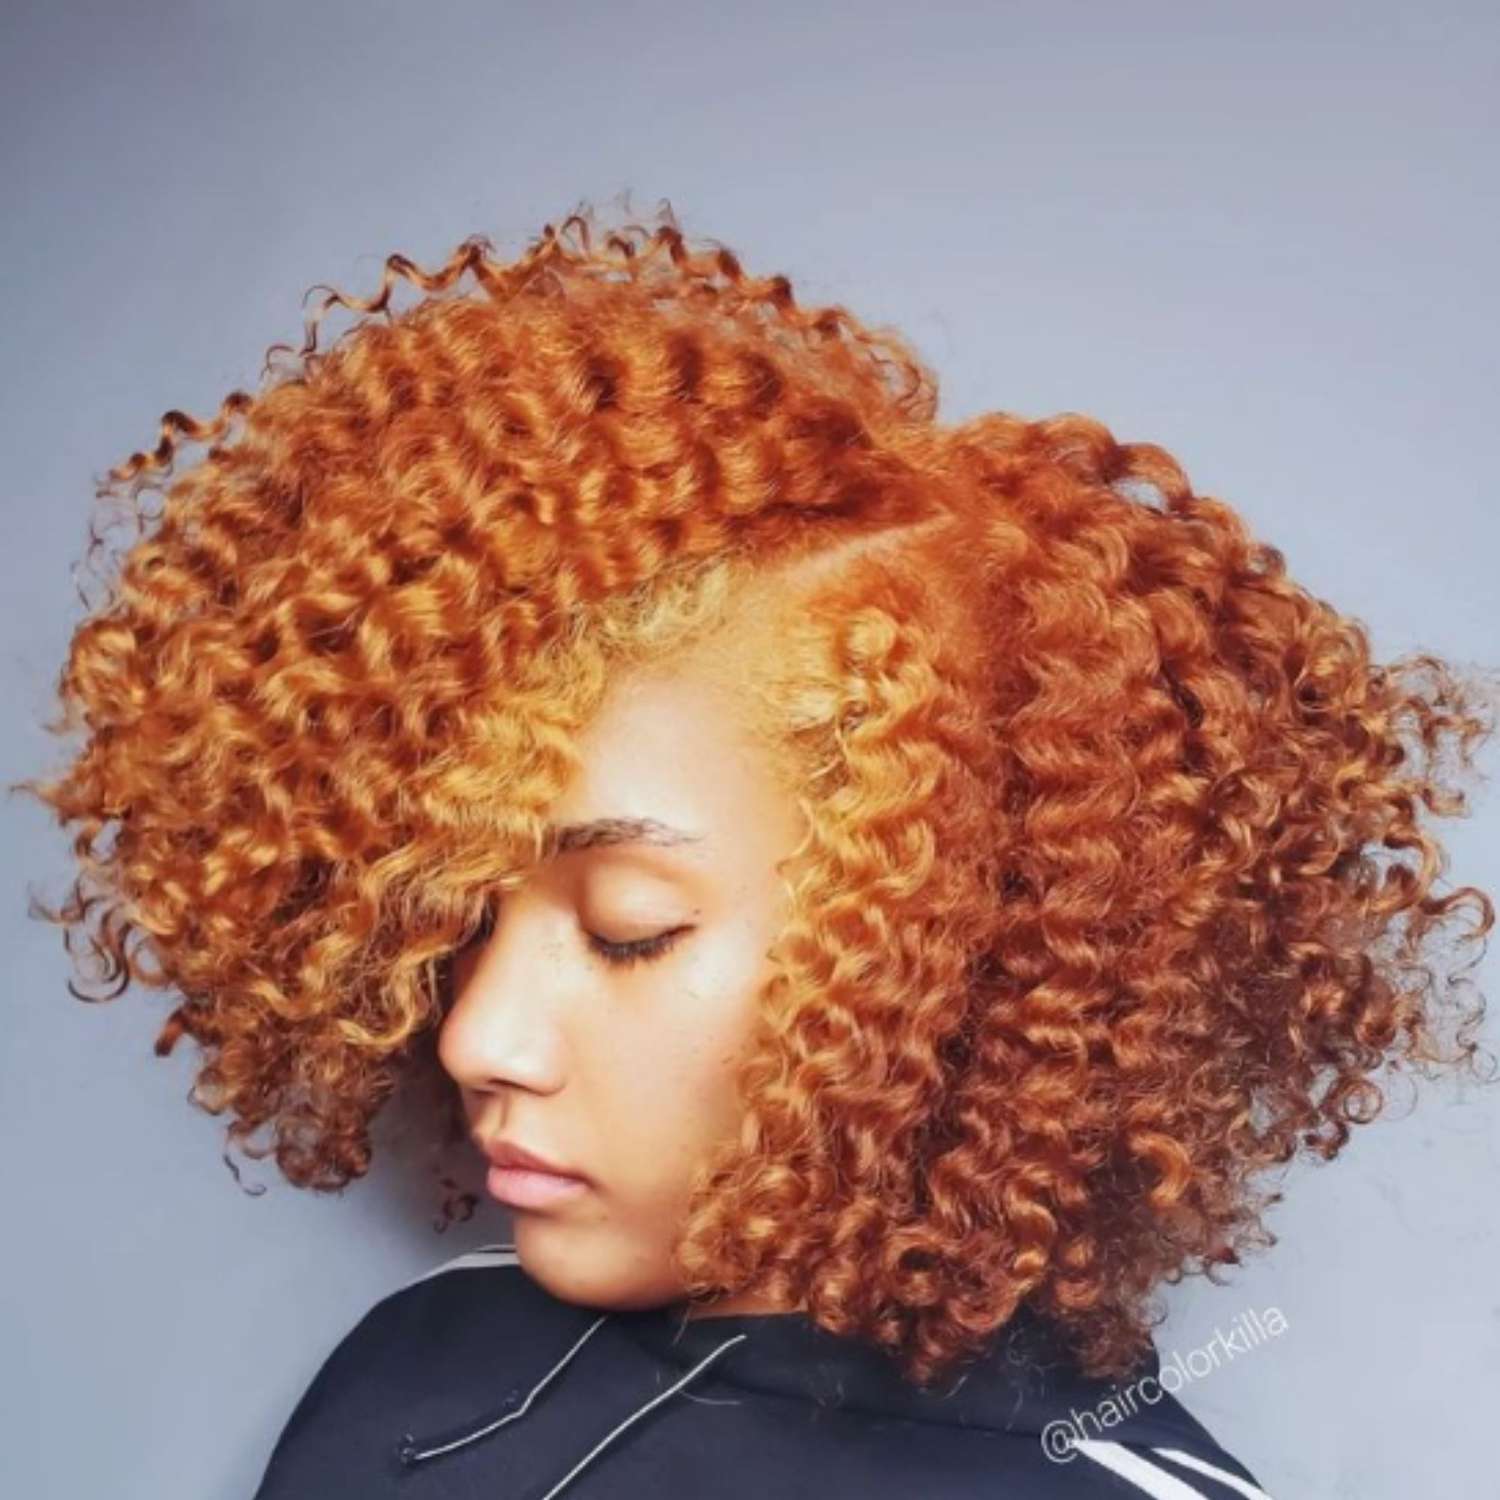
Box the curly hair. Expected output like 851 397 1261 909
16 201 1498 1390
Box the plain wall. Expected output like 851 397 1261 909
2 3 1496 1497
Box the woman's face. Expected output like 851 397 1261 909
437 658 807 1314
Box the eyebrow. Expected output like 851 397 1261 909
539 816 705 859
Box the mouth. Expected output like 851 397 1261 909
484 1163 592 1210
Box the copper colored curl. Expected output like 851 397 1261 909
16 201 1498 1389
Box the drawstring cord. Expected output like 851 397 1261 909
516 1331 749 1500
395 1311 610 1465
395 1312 750 1499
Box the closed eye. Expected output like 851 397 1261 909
454 904 692 971
587 926 691 968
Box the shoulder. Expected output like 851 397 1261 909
301 1239 587 1395
1047 1376 1275 1499
1063 1436 1274 1499
309 1241 537 1377
374 1240 605 1364
396 1238 525 1286
252 1241 580 1498
382 1239 531 1323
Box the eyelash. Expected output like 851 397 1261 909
462 911 689 970
587 927 689 968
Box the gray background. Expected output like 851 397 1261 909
3 3 1496 1497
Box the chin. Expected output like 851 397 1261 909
507 1218 682 1313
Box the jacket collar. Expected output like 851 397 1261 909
610 1297 1158 1437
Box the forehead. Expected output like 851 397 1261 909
546 662 799 861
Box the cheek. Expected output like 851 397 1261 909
637 989 756 1143
668 933 773 1109
620 962 768 1181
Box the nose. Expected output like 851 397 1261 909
436 895 570 1097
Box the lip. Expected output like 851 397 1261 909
476 1137 592 1211
478 1137 588 1180
485 1164 591 1210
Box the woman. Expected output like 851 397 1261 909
20 205 1494 1499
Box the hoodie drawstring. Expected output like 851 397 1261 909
395 1313 749 1500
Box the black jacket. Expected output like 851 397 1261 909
251 1242 1274 1499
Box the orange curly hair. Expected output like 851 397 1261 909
16 202 1498 1390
